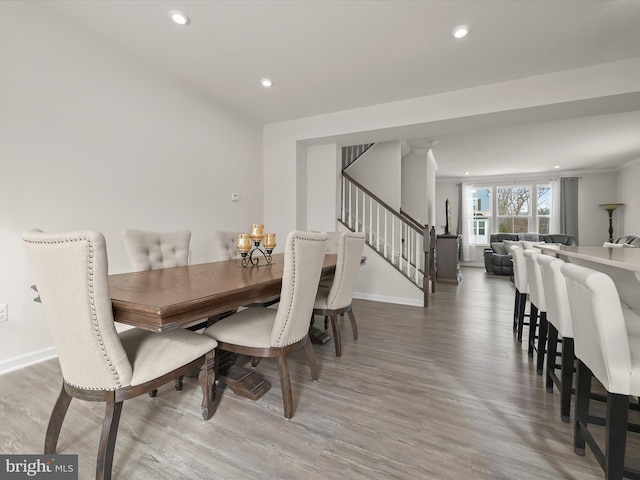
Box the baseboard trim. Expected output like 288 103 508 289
0 347 57 376
353 292 424 307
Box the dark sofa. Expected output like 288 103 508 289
483 233 577 275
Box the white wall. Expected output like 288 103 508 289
618 161 640 235
345 141 401 209
306 144 341 231
401 152 427 224
0 4 262 372
579 172 620 245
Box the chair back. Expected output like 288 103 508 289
212 230 241 261
325 231 366 310
524 249 545 310
271 231 327 347
323 231 342 254
122 229 190 271
510 245 528 293
23 230 133 390
561 263 631 394
537 254 573 338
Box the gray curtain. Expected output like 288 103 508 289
457 183 463 235
560 177 579 244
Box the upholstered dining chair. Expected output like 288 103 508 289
204 231 327 419
122 228 191 272
122 228 194 393
312 231 366 357
524 249 548 370
211 229 240 261
562 263 640 480
23 229 217 480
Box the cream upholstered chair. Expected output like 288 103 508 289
562 263 640 479
122 228 194 393
122 228 191 271
211 229 240 261
312 231 366 357
537 254 574 422
23 229 217 480
510 245 532 343
204 231 327 419
524 249 548 370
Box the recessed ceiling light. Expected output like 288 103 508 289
169 10 189 25
452 25 469 39
464 171 470 175
261 78 273 88
554 165 561 169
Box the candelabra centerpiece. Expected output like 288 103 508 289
236 224 276 267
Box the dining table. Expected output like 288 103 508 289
535 244 640 310
109 253 337 400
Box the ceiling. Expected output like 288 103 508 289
43 0 640 179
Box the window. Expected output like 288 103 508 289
537 184 551 234
471 187 491 245
497 185 531 233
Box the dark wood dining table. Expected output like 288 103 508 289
108 253 337 400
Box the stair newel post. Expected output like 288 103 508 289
423 225 430 307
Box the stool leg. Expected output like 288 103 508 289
545 323 558 393
560 337 574 423
574 360 591 456
606 393 628 480
513 289 520 331
528 304 538 357
536 312 548 375
517 293 527 342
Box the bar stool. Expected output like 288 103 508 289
537 254 574 422
524 249 548 368
510 245 532 343
562 263 640 479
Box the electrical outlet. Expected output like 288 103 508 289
231 193 240 201
0 304 7 322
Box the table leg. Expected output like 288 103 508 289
216 351 271 400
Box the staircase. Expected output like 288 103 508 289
340 144 434 304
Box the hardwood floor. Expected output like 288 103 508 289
0 267 626 479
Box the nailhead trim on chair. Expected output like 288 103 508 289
25 234 123 390
273 233 326 347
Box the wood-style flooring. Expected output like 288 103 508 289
0 267 627 479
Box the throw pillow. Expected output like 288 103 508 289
491 242 507 255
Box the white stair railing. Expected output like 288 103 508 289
341 173 427 291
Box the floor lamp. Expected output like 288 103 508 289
599 203 623 243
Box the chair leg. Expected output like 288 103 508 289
199 350 216 421
44 383 73 454
606 393 629 480
174 376 183 391
560 337 575 423
329 314 342 357
277 353 294 419
347 309 358 340
545 324 558 393
574 360 592 456
96 393 123 480
536 312 548 375
303 335 319 381
528 304 538 357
